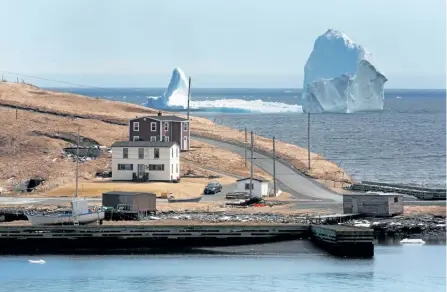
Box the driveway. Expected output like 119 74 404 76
193 136 343 203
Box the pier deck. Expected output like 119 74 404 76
0 224 309 254
310 225 374 258
347 181 446 200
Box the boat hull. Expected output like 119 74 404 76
26 211 105 226
167 197 202 203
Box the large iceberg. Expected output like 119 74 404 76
143 68 302 113
301 29 387 113
144 68 190 109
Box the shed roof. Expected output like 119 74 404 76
102 191 156 196
131 115 189 122
111 141 176 148
236 177 269 183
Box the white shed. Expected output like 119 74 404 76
236 177 269 198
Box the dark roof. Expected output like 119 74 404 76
236 177 269 183
111 141 176 148
131 115 189 122
103 191 156 196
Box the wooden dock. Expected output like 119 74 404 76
346 181 446 200
310 225 374 258
0 224 309 254
0 223 375 257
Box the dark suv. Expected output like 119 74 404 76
204 182 222 194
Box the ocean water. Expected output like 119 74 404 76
0 243 445 292
51 87 446 187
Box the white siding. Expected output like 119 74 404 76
112 144 180 181
236 179 269 198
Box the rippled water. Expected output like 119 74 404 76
0 243 445 292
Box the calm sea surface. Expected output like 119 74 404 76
0 242 445 292
51 87 446 187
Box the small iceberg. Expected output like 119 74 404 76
28 259 46 264
400 238 425 245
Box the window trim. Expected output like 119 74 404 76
123 148 128 159
118 163 133 171
133 122 139 132
138 148 144 159
183 122 188 131
150 122 157 131
244 183 253 190
148 164 164 171
150 136 157 142
133 136 139 141
154 148 160 159
164 122 169 131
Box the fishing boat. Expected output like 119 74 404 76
26 127 105 226
167 195 202 203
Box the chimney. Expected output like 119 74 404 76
158 111 162 116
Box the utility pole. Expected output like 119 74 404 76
273 136 277 196
244 128 247 167
250 131 254 198
75 126 80 198
307 113 311 170
187 77 191 120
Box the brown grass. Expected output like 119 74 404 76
404 206 446 217
0 83 349 194
41 177 237 199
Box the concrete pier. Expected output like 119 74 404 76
310 225 374 258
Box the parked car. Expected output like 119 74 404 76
204 182 222 194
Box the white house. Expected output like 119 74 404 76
111 141 180 182
236 177 269 198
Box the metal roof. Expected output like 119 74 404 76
102 191 156 196
130 115 189 122
236 177 270 183
111 141 177 148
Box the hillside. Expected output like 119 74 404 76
0 82 352 193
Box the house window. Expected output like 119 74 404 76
172 164 174 174
154 148 159 159
138 148 144 159
150 136 157 142
118 164 133 170
176 147 179 157
163 136 169 142
183 122 188 131
171 148 174 158
149 164 164 171
133 122 139 132
164 122 169 131
245 183 253 190
123 148 128 159
176 163 178 173
150 122 157 131
394 197 399 203
133 136 140 141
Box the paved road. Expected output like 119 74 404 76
193 136 343 203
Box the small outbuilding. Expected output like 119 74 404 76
343 193 404 217
236 177 270 198
102 191 157 215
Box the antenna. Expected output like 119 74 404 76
187 77 191 120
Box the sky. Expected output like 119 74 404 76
0 0 445 88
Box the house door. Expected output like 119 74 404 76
352 198 359 214
137 164 145 178
183 137 188 150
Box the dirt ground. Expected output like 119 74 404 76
404 206 446 217
41 177 237 199
0 83 350 194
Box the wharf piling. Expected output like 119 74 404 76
310 225 374 258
